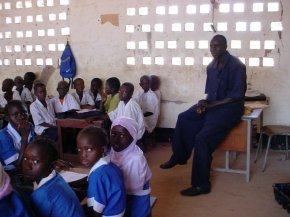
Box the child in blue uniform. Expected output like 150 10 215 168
110 116 152 217
0 100 34 173
77 126 126 217
0 163 30 217
22 138 85 217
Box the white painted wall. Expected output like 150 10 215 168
1 0 290 128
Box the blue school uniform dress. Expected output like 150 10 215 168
31 170 85 217
0 191 30 217
0 123 34 171
87 156 126 217
126 181 151 217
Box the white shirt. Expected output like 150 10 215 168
52 93 80 113
88 90 102 102
153 89 161 103
30 98 56 135
71 91 95 106
17 87 34 103
134 89 160 133
0 92 21 108
109 99 145 140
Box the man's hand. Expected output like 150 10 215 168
196 100 208 114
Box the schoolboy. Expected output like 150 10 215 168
52 81 80 114
72 78 95 109
22 138 85 217
0 79 21 110
134 75 159 134
30 83 57 141
108 82 145 140
150 75 161 102
77 127 126 217
89 78 104 111
104 77 120 113
14 76 34 104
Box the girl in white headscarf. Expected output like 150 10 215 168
110 116 152 217
0 163 29 217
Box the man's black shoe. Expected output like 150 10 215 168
160 158 186 169
180 186 211 196
160 159 178 169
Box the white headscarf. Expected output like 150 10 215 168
110 116 152 195
0 163 13 200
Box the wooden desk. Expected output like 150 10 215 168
214 108 263 182
57 117 106 162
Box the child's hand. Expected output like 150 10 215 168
18 121 30 138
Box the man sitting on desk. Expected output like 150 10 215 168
160 34 247 196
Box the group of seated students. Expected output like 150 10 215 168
1 73 161 149
0 72 161 217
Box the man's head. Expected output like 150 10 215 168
210 34 227 60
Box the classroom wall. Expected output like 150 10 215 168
1 0 290 128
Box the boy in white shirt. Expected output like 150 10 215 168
134 75 160 150
30 83 57 141
14 76 34 105
108 82 145 141
52 81 80 114
71 78 95 109
134 75 159 134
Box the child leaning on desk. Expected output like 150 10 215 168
51 81 80 115
22 137 85 217
77 126 126 217
30 83 57 141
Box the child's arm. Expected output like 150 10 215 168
39 122 57 128
15 121 31 166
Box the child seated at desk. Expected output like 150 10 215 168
52 81 80 115
0 163 30 217
108 82 145 141
72 78 95 109
0 100 35 178
77 127 126 217
0 79 21 111
30 83 57 141
22 138 85 217
110 117 152 217
14 76 34 105
89 78 104 112
104 77 120 113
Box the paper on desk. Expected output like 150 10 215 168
59 170 88 183
76 109 97 114
245 101 269 109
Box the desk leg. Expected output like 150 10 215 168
246 119 252 182
57 124 64 159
